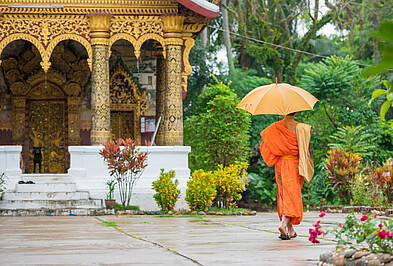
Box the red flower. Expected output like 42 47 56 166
338 223 342 228
378 230 387 239
387 231 393 238
360 215 368 221
319 212 326 217
378 223 383 229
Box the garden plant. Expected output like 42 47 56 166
185 169 217 211
152 169 180 213
100 138 148 206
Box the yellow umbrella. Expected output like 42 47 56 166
236 80 319 116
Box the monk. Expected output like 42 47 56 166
260 112 314 240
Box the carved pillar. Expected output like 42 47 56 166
161 15 184 146
88 14 112 145
12 96 25 145
155 45 166 146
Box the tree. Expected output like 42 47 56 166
184 76 251 172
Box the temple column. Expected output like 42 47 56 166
161 15 185 146
88 14 112 145
155 45 166 146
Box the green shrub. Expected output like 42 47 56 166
214 163 249 209
247 172 276 206
185 169 216 211
152 169 180 213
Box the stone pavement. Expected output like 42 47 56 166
0 211 349 265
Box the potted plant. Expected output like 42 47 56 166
105 179 116 209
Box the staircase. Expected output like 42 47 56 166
0 174 113 216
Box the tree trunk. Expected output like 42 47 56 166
286 10 335 84
201 28 208 48
221 0 235 74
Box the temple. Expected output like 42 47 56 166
0 0 220 213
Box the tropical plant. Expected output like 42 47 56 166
106 179 116 200
214 163 249 209
350 169 384 207
0 172 7 197
369 80 393 121
152 169 180 213
324 148 362 204
100 138 148 206
247 172 276 207
185 169 217 211
184 76 251 172
328 125 377 159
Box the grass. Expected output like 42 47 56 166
115 203 140 211
206 207 246 214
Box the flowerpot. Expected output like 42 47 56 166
105 199 115 209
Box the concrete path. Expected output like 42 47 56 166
0 211 348 265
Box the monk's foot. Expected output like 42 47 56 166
288 227 297 238
278 225 289 240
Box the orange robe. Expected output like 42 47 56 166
260 120 304 225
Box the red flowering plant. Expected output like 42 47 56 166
309 212 393 255
100 138 148 206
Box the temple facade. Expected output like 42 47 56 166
0 0 220 211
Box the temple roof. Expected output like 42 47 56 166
177 0 220 18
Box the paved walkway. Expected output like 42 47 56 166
0 211 349 265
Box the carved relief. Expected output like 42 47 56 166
109 59 149 143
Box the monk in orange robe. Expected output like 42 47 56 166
260 112 314 240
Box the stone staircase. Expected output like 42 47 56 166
0 174 113 216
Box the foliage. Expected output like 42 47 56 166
382 158 393 203
350 169 384 207
367 120 393 163
184 76 251 172
369 80 393 121
328 125 377 160
305 161 338 207
0 172 7 195
100 138 148 206
185 169 217 211
324 149 362 204
106 179 116 200
247 172 276 206
214 163 249 209
363 21 393 89
310 213 393 255
152 169 180 213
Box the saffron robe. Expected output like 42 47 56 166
260 120 310 225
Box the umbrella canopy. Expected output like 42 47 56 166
236 82 319 116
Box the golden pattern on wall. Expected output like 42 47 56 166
109 16 165 59
28 99 66 173
155 50 166 146
164 44 183 146
0 14 92 71
109 60 149 143
91 45 111 145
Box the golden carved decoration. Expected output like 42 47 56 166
91 44 111 145
110 60 149 143
89 14 112 46
0 0 177 15
164 44 183 146
155 50 166 146
109 16 165 59
161 15 185 34
0 14 92 72
183 23 205 33
28 99 66 173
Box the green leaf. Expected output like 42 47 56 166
380 100 392 121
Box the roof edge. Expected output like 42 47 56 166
177 0 220 18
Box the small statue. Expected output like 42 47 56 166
32 146 42 173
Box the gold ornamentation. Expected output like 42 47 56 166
110 60 148 143
91 44 111 145
163 44 183 146
161 15 185 34
109 16 165 59
28 100 66 173
89 13 112 46
0 14 92 72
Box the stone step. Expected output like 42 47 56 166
19 174 74 184
0 208 114 216
2 191 90 200
15 182 77 192
0 199 103 210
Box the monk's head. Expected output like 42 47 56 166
286 112 297 117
